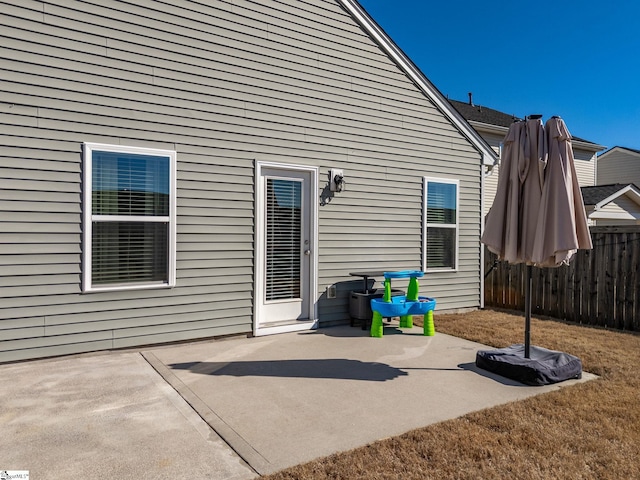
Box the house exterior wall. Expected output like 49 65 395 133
597 148 640 187
573 148 596 187
0 0 484 362
475 129 502 217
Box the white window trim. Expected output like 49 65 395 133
82 143 177 292
422 176 460 272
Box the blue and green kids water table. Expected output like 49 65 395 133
369 270 436 338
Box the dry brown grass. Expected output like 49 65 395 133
263 309 640 480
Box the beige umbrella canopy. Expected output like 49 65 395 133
481 120 526 263
520 117 546 262
481 117 546 265
531 116 592 266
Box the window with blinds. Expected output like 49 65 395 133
423 177 459 271
83 144 176 291
265 178 302 301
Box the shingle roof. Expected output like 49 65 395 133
449 100 521 128
580 184 639 205
449 99 597 145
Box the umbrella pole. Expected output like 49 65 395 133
524 264 532 358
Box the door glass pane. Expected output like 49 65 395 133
266 178 302 301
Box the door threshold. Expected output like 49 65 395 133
255 320 318 336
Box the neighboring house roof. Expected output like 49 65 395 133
449 99 520 128
340 1 497 166
581 183 640 209
448 99 605 151
581 184 640 225
620 146 640 155
598 145 640 158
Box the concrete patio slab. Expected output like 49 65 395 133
145 324 596 476
0 351 256 480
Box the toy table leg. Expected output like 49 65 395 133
370 311 384 338
370 277 392 337
423 309 435 336
400 276 419 328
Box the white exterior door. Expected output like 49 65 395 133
255 163 318 335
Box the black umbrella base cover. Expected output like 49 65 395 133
476 344 582 386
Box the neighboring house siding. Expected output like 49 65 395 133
601 196 640 216
573 149 596 187
477 131 503 155
0 0 483 361
483 165 500 217
597 149 640 187
477 130 502 217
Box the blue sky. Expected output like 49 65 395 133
357 0 640 151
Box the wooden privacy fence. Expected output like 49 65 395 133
484 226 640 331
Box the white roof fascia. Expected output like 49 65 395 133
594 185 640 211
572 139 606 153
338 0 497 167
589 211 640 220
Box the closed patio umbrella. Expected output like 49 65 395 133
531 116 592 266
520 117 546 262
482 117 545 264
482 116 545 359
477 115 589 384
481 120 526 264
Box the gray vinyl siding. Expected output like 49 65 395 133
597 149 640 187
0 0 483 361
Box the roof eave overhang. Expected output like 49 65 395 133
338 0 498 166
573 139 606 153
588 211 640 221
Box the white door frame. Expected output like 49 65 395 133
254 161 319 336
